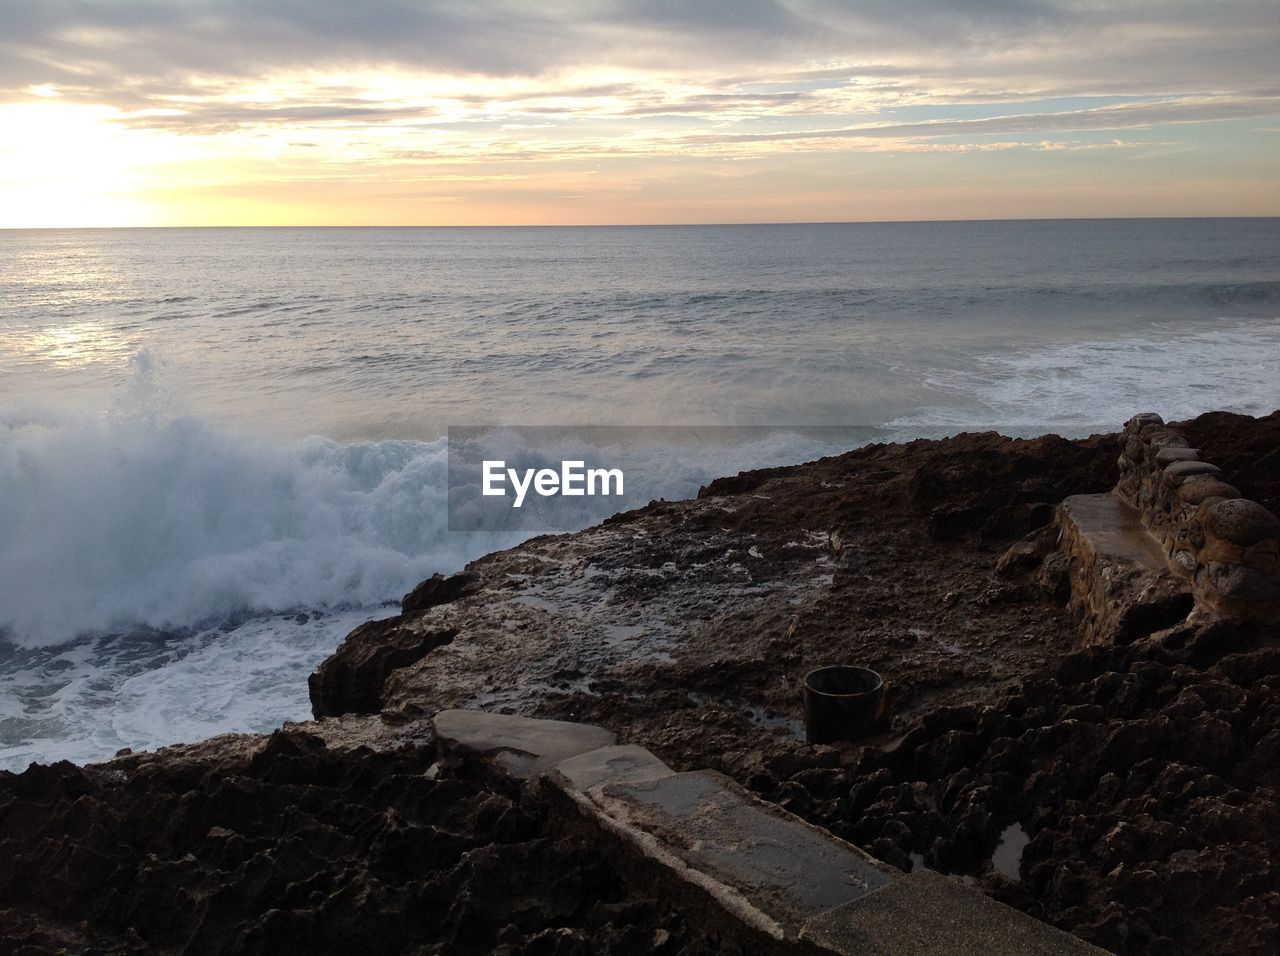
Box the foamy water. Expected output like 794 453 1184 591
1 220 1277 769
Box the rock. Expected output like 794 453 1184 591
402 571 478 616
0 724 712 955
1183 715 1236 770
995 525 1057 577
309 619 456 718
1203 563 1280 614
1162 460 1222 484
1178 478 1241 505
1151 434 1192 450
1098 717 1176 770
433 710 617 778
767 745 839 779
1200 498 1280 548
1155 447 1200 465
1035 551 1071 601
7 411 1280 956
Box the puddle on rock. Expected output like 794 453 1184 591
992 822 1030 881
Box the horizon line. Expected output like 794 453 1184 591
3 214 1279 232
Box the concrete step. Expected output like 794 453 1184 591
1060 493 1168 569
433 709 1106 955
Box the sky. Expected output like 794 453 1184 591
1 0 1278 227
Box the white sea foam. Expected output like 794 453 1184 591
888 317 1280 438
0 396 839 770
2 221 1277 770
0 409 838 651
0 413 471 646
0 608 377 769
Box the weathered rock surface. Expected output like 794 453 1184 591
1052 492 1193 645
1109 412 1280 621
1179 410 1280 516
308 428 1123 758
0 717 732 955
401 570 480 616
307 617 456 718
2 411 1276 955
731 616 1280 956
306 571 481 718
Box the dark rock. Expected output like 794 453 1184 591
1178 477 1242 505
0 729 727 955
1163 460 1222 484
308 620 456 718
1201 498 1280 548
1182 715 1236 770
1155 447 1200 465
1204 562 1280 612
402 571 479 616
995 524 1058 577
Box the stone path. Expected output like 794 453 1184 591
434 709 1105 955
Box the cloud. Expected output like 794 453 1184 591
1 0 1277 213
676 95 1280 147
2 1 1277 103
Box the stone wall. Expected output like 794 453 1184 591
1116 412 1280 620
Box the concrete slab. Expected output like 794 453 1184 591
1058 493 1193 645
801 870 1106 955
435 707 1108 954
433 709 616 777
552 744 674 791
1061 493 1166 569
590 770 895 936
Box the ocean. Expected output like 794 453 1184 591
2 218 1278 770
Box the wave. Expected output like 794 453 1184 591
0 405 842 768
0 414 474 646
0 406 841 648
0 607 379 770
887 317 1280 437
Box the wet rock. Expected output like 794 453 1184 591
308 620 456 718
11 411 1280 956
402 571 479 616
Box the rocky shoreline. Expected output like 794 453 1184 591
2 412 1277 954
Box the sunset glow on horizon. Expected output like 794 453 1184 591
2 1 1278 228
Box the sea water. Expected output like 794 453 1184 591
2 219 1277 769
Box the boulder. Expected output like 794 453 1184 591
1177 479 1241 506
1200 498 1280 548
1155 448 1200 466
402 571 479 616
1163 461 1221 484
309 620 456 718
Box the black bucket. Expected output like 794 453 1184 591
803 666 886 744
